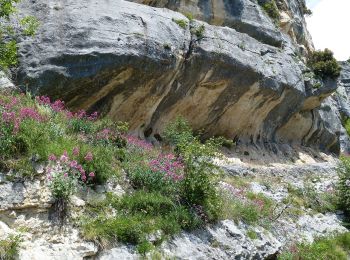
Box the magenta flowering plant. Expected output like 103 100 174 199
46 151 94 199
149 153 184 182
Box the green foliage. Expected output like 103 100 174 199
184 12 194 21
221 191 274 225
338 157 350 218
278 233 350 260
308 49 341 79
0 0 39 69
0 234 22 260
81 191 200 251
20 16 39 36
0 93 123 188
68 118 94 134
283 183 339 214
303 7 312 16
192 24 205 38
344 118 350 137
163 117 195 149
247 229 258 240
164 117 224 222
172 18 188 29
0 0 20 19
259 0 280 24
0 40 17 68
312 82 322 89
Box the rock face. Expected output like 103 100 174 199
333 61 350 153
15 0 339 153
128 0 314 52
128 0 285 47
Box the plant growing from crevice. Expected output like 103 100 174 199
258 0 280 25
191 24 205 38
172 18 188 29
0 234 22 260
308 48 341 79
338 157 350 221
0 0 39 69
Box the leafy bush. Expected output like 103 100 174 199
163 117 224 222
278 232 350 260
338 157 350 218
0 0 39 69
308 49 341 79
259 0 280 24
0 234 22 260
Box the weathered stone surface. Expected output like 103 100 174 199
16 0 339 153
128 0 285 47
161 220 281 260
0 71 15 90
326 61 350 154
0 179 52 211
277 0 314 52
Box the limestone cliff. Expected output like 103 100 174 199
15 0 339 154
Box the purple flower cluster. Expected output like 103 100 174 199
125 135 153 151
36 95 99 120
36 96 65 112
1 96 44 134
47 148 95 183
149 153 184 181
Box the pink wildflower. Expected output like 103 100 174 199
19 107 42 121
60 151 69 162
51 100 65 112
48 154 57 161
87 111 98 121
63 173 68 178
84 152 93 161
69 160 78 168
72 147 80 156
89 172 95 178
2 111 16 122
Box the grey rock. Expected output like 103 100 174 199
16 0 340 153
0 180 52 211
0 71 14 90
98 246 139 260
333 61 350 153
128 0 284 47
161 220 281 260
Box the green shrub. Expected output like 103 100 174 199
172 18 188 29
163 117 224 222
192 24 205 38
278 232 350 260
0 0 39 69
338 157 350 218
259 0 280 24
308 49 341 79
0 234 22 260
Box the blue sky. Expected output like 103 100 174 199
306 0 350 61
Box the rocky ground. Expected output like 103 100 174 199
1 147 347 259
